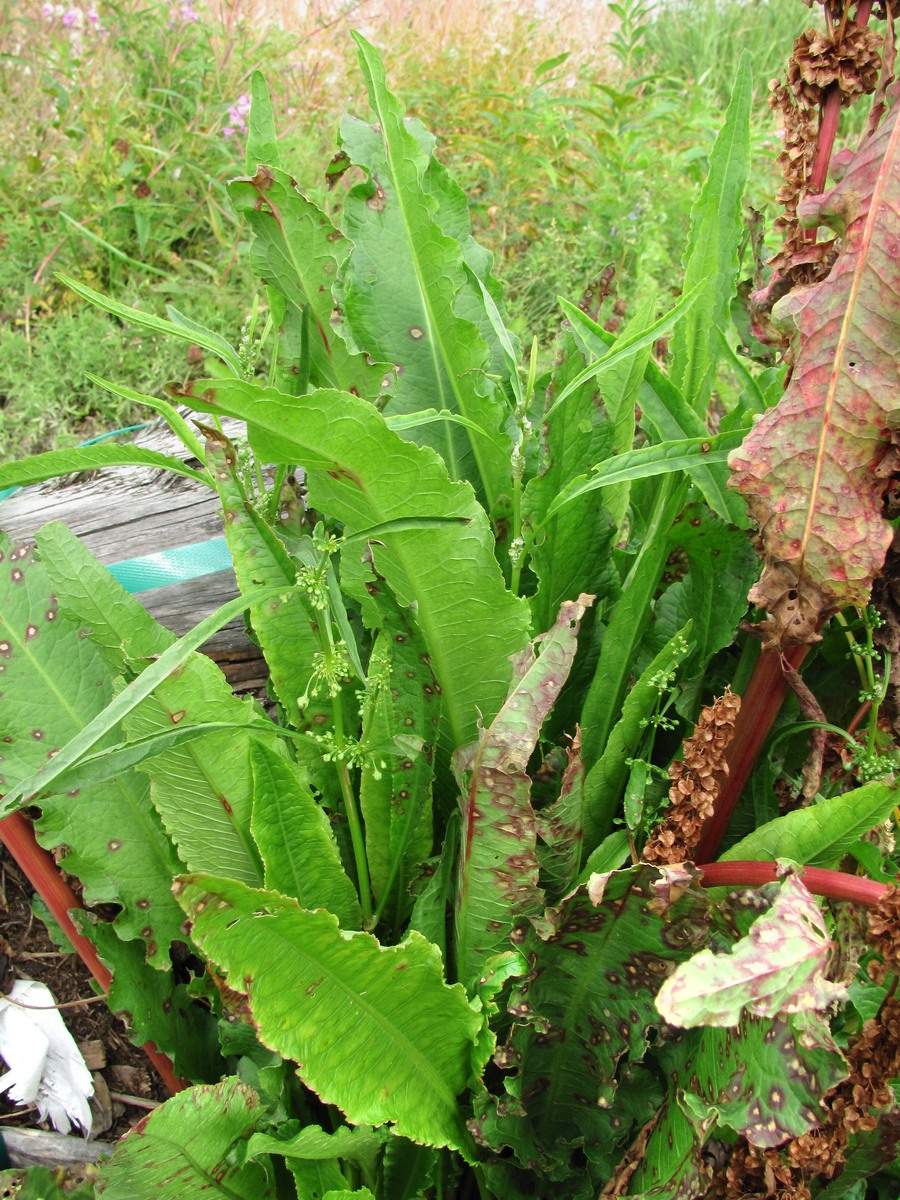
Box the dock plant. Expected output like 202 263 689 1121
2 11 900 1197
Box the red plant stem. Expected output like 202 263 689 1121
698 859 890 906
805 0 874 223
0 811 186 1096
693 645 809 864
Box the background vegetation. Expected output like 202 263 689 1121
0 0 818 460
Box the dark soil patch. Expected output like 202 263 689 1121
0 843 169 1149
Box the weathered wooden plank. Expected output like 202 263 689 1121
0 414 268 690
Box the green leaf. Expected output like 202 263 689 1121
96 1078 272 1199
357 562 440 929
57 273 243 376
245 1123 386 1173
250 742 362 929
0 564 290 827
176 874 482 1156
582 622 693 851
721 781 899 869
203 429 328 729
0 443 207 491
670 53 752 415
86 374 207 461
561 302 746 524
476 865 710 1182
455 596 591 989
524 332 621 634
323 1191 376 1200
535 733 588 897
642 501 759 693
339 35 511 510
0 534 187 968
656 876 845 1027
543 430 744 518
548 285 702 422
187 379 530 758
246 70 280 173
227 166 386 398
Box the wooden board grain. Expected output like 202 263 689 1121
0 413 268 691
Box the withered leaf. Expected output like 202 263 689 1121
729 84 900 648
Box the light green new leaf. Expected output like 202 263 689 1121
251 742 362 929
338 35 511 509
669 53 752 415
455 596 592 989
0 534 187 968
227 165 386 399
0 444 206 491
721 781 898 869
323 1191 376 1200
187 379 530 757
543 430 744 519
176 874 482 1156
656 876 845 1027
245 1123 386 1173
582 623 693 852
96 1078 272 1199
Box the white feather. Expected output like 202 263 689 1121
0 980 93 1135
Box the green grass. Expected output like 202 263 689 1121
0 0 848 461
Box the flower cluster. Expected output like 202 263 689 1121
223 93 251 139
41 3 106 36
168 2 199 26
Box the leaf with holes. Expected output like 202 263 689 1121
728 83 900 647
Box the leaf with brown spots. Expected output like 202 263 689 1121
96 1077 270 1198
472 864 709 1188
0 532 186 970
454 595 592 991
655 874 846 1027
630 1008 848 1198
728 86 900 647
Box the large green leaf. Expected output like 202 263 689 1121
669 53 752 416
474 865 710 1185
0 533 187 967
721 781 898 869
17 525 269 884
227 165 386 399
96 1078 272 1198
454 596 591 989
250 741 362 929
176 874 482 1155
337 35 511 510
186 379 530 757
